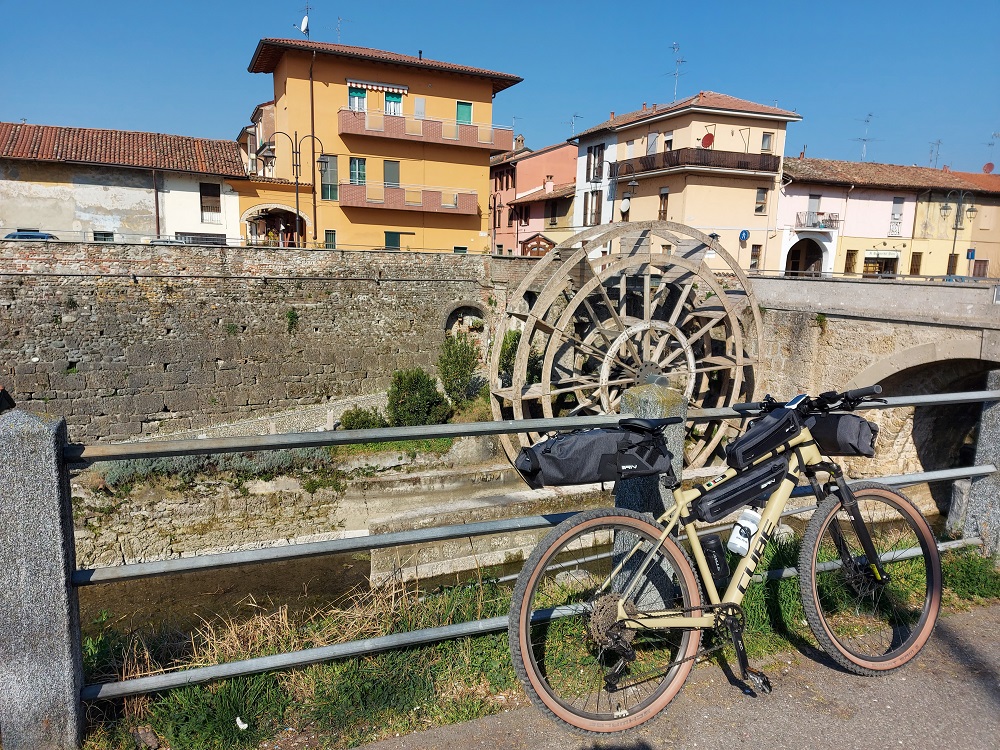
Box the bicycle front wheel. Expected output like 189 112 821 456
509 508 702 735
799 482 941 675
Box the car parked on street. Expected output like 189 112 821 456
3 231 59 240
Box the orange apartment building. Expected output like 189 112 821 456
233 39 521 253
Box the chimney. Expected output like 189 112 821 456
545 175 554 193
418 50 422 60
943 165 950 172
642 102 647 111
610 111 615 119
514 134 525 150
652 103 657 112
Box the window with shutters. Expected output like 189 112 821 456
519 205 530 226
349 157 366 185
664 131 673 151
456 101 472 124
384 231 401 250
754 187 768 215
947 253 959 275
646 133 659 155
545 200 558 227
973 259 988 277
324 230 336 250
751 244 762 270
908 252 922 276
586 144 605 182
658 188 669 221
384 160 400 189
761 132 774 152
199 183 222 224
584 189 602 226
321 155 338 200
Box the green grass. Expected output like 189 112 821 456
81 539 999 750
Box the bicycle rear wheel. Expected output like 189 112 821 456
799 482 941 675
509 508 702 734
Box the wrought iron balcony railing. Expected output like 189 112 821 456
795 211 842 230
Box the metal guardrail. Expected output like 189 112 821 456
69 389 1000 701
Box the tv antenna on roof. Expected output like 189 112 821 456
851 113 880 161
293 2 312 38
563 113 583 135
336 16 351 43
670 42 686 102
929 139 943 168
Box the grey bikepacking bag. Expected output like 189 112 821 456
725 407 803 470
515 428 675 489
692 456 788 523
810 413 879 457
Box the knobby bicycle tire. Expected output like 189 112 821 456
799 482 941 675
508 508 703 734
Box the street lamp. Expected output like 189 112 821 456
489 192 504 254
939 190 978 275
260 130 328 246
620 178 639 220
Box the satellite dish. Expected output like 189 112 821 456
301 15 309 35
620 197 631 213
985 162 995 174
701 133 715 149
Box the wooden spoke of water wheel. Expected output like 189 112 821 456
490 222 762 469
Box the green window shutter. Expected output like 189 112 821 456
324 230 336 249
456 101 472 125
384 231 401 250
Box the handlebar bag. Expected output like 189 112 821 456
725 407 803 470
515 428 675 489
693 456 789 523
810 413 879 457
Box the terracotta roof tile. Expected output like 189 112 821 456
249 39 522 95
952 170 1000 194
508 182 576 205
575 91 801 139
783 157 990 192
490 147 532 166
0 122 246 177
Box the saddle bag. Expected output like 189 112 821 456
515 428 676 489
725 407 803 470
693 456 789 523
810 413 879 457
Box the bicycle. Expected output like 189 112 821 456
508 385 942 734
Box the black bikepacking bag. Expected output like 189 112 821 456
810 413 879 457
725 407 803 470
515 428 676 489
693 456 789 523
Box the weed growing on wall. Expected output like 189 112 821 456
286 308 300 333
386 368 451 426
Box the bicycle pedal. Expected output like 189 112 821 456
745 668 772 695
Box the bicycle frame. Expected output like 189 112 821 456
614 429 827 631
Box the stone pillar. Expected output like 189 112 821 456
615 385 688 516
0 410 84 749
966 370 1000 561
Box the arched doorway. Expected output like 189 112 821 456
785 238 823 276
520 233 555 257
241 204 310 247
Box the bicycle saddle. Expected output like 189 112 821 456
619 416 684 433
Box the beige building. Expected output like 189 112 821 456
571 91 801 267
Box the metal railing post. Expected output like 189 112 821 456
966 370 1000 560
615 384 688 516
0 410 83 749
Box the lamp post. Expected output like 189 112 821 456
489 192 503 254
939 190 978 276
261 131 329 247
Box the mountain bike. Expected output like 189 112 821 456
508 385 942 735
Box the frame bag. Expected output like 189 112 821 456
692 456 789 523
810 413 879 457
515 428 675 489
725 408 803 470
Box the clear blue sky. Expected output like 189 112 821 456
2 0 998 172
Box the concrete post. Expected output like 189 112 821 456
0 410 83 749
966 370 1000 561
615 385 688 517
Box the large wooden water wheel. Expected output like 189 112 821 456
489 221 762 468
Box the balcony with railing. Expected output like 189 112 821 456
609 148 781 179
338 181 479 215
795 211 842 231
338 108 514 152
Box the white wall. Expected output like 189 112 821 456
160 174 242 243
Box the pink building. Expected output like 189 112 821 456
489 140 577 255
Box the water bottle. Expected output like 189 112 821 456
727 508 762 556
701 533 731 591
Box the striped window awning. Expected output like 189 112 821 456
346 79 408 94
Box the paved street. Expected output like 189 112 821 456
356 604 1000 750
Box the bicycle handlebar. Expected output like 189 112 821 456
731 384 883 416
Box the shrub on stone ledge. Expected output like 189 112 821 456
386 368 452 427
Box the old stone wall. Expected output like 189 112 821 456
0 242 537 441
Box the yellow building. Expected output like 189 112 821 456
573 92 801 269
234 39 521 252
